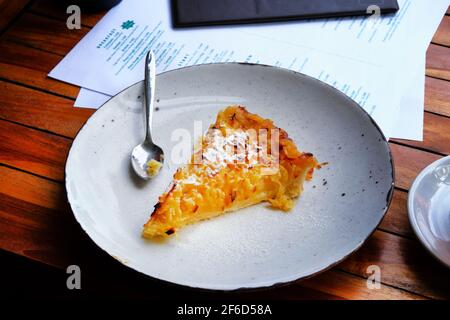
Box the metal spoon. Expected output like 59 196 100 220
131 50 164 179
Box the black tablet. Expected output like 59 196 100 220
171 0 399 28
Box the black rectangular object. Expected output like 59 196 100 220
171 0 399 28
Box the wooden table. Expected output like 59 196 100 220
1 1 449 300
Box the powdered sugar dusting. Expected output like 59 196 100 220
175 128 279 184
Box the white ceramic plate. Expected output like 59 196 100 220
408 156 450 268
66 63 394 290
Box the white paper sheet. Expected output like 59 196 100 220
74 51 426 141
74 88 111 108
391 53 425 141
231 0 445 67
50 0 449 139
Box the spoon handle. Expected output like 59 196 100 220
144 50 156 144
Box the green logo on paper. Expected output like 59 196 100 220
121 20 135 30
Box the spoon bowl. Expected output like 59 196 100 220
131 141 164 180
130 50 164 179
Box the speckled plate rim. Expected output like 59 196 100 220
65 62 395 291
407 155 450 269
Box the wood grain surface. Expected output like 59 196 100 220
0 1 449 299
0 0 31 32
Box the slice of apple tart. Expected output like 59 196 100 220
142 106 318 238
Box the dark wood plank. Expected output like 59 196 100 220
432 15 450 47
0 81 94 138
0 166 80 267
379 189 412 238
425 76 450 117
0 0 31 32
0 40 79 98
31 0 106 28
426 44 450 81
230 268 424 299
0 119 70 181
3 12 89 56
0 165 424 300
390 143 441 190
299 269 422 300
392 112 450 155
339 230 450 300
